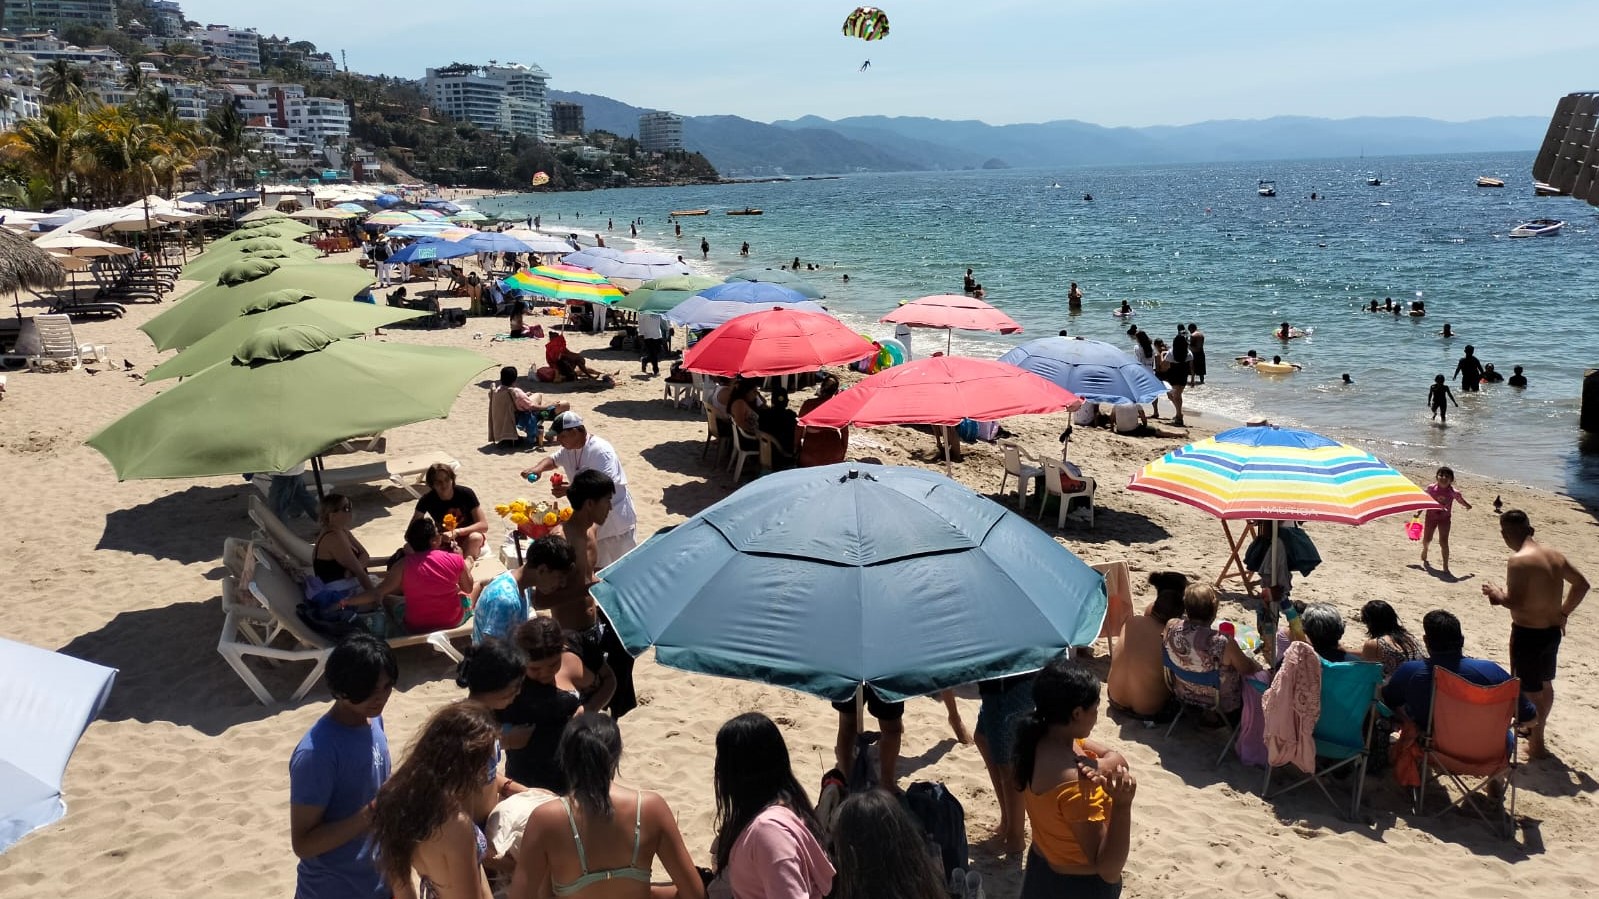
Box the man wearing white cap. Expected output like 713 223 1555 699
520 412 638 567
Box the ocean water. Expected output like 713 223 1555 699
479 152 1599 504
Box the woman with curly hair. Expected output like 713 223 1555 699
829 789 944 899
371 702 500 899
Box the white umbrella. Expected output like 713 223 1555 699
587 251 693 282
290 207 358 221
32 231 135 257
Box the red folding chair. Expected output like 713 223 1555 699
1416 667 1521 838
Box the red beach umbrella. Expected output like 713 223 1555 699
798 356 1080 472
880 294 1023 352
682 308 877 377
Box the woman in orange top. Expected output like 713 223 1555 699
1014 657 1137 899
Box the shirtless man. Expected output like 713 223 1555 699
1107 571 1188 717
1482 510 1588 758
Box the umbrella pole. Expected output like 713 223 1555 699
311 455 327 498
946 328 952 355
855 684 865 736
942 433 953 477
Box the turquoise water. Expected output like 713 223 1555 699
479 152 1599 504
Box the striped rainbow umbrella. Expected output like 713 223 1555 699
365 210 419 226
501 263 625 305
1127 425 1437 525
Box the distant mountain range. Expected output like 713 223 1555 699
548 90 1545 176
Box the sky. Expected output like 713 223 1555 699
177 0 1599 126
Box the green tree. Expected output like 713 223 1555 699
39 60 90 108
0 103 86 204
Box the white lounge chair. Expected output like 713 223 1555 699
249 451 459 501
25 314 86 371
217 542 472 705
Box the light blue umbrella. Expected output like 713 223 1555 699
0 638 116 852
694 280 811 305
997 337 1169 405
593 463 1107 702
387 239 476 264
562 247 624 268
726 268 827 299
462 232 538 254
666 296 828 330
373 194 402 207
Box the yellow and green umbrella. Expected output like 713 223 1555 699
501 264 625 306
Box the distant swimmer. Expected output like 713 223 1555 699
1115 300 1133 317
1508 365 1528 388
1482 363 1504 383
1410 300 1426 317
1342 373 1354 385
701 237 710 260
1440 323 1455 338
1382 297 1394 311
1368 299 1380 312
1236 350 1260 366
859 59 871 71
740 241 750 256
1275 321 1306 340
1067 282 1083 310
1429 374 1459 424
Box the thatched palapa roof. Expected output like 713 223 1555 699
0 228 66 295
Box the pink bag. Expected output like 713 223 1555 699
1405 514 1423 541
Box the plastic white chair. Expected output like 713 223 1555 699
729 422 761 482
663 378 695 407
998 441 1044 510
1039 457 1096 528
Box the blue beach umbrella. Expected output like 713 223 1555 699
386 239 476 264
997 337 1169 405
373 194 402 207
461 231 539 255
693 280 811 305
592 464 1108 702
725 267 827 299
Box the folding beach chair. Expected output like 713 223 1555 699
1163 645 1243 767
1213 520 1258 595
1416 668 1521 838
1263 657 1384 819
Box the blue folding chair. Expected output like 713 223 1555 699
1163 645 1242 766
1263 657 1385 819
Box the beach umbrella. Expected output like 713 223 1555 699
32 208 87 229
88 324 493 480
584 251 691 282
447 210 488 222
504 232 585 255
592 463 1107 702
725 267 827 299
373 194 402 207
289 207 357 221
238 208 292 223
140 259 374 351
694 280 811 306
683 308 871 377
0 229 66 316
334 202 369 214
666 296 828 331
365 210 421 227
0 637 116 853
1126 425 1439 612
996 337 1168 405
31 230 134 258
180 242 320 281
881 294 1023 353
409 208 447 221
798 355 1080 472
145 295 429 382
501 264 625 306
614 275 723 314
562 247 624 269
460 231 539 255
387 239 476 264
225 222 317 239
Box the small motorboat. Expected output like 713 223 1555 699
1082 193 1093 202
1367 176 1383 186
1476 177 1505 188
670 209 710 216
1257 180 1277 197
726 207 763 216
1533 181 1566 196
1509 219 1564 238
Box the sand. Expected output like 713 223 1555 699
1 252 1597 898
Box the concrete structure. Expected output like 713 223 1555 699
1534 91 1599 208
550 100 584 136
142 0 184 37
190 24 261 73
0 47 41 129
282 94 349 146
150 72 207 121
423 61 551 140
638 110 684 152
1 0 115 33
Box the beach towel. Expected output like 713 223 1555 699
1263 641 1321 772
484 787 559 861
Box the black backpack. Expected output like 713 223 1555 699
904 781 968 881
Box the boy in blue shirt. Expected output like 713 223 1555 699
473 535 577 645
289 634 398 899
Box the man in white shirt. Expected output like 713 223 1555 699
1112 402 1148 434
638 312 665 376
520 412 638 567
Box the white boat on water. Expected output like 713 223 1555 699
1257 179 1277 197
1476 176 1505 188
1509 219 1564 238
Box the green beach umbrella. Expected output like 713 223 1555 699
616 274 723 313
726 268 827 299
180 242 321 281
238 209 290 223
228 220 318 238
145 295 429 382
88 324 493 480
141 259 374 351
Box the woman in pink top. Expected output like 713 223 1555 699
1421 466 1471 573
712 713 833 899
352 518 472 634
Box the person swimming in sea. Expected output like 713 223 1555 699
1429 374 1458 424
1342 373 1353 385
1117 300 1133 316
1368 299 1380 312
1440 323 1455 337
1236 350 1260 366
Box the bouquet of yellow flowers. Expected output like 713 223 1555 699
493 498 573 539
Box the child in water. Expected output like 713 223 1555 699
1428 374 1458 424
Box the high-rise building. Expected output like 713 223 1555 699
189 24 261 73
550 100 584 136
1 0 115 33
423 61 550 140
638 111 684 152
143 0 184 37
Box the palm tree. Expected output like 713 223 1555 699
39 60 90 108
0 103 85 204
204 102 248 186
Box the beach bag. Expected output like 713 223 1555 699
1236 672 1269 766
904 781 968 881
1405 514 1423 541
975 420 1001 442
956 418 979 443
303 575 362 607
535 366 557 382
297 601 364 641
527 324 545 339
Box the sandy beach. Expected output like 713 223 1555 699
1 251 1596 899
